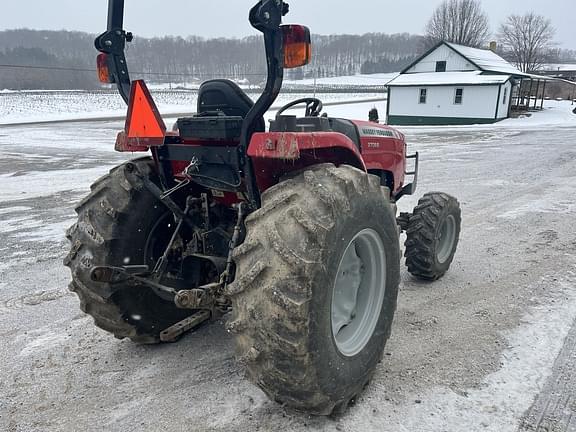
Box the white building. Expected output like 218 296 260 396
386 41 542 126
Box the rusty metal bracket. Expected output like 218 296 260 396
174 283 221 310
160 310 211 342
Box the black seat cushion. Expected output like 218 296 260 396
197 79 265 133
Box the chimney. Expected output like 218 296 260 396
489 41 497 52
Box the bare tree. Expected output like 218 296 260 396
424 0 490 48
497 13 556 72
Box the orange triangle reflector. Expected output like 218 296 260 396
124 80 166 146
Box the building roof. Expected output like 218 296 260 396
444 42 526 76
387 71 511 87
400 41 531 78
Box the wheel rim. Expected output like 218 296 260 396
436 215 456 264
143 212 177 267
331 229 386 357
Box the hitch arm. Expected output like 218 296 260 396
90 266 178 302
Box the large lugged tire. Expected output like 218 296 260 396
226 164 400 415
405 192 461 281
64 158 193 344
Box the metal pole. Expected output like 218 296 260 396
107 0 125 30
527 79 534 109
541 81 547 110
534 79 541 110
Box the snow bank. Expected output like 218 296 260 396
500 100 576 128
398 100 576 134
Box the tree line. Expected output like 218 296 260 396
0 29 423 90
424 0 576 73
2 10 574 91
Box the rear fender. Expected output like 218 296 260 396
248 132 366 192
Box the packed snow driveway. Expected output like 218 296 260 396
1 110 576 431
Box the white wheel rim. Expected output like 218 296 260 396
437 215 456 264
331 229 387 357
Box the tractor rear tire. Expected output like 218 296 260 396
226 164 400 415
64 158 193 344
404 192 461 281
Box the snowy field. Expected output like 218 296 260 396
0 95 576 431
284 72 399 86
0 89 385 125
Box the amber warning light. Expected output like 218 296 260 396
282 25 312 69
96 53 112 83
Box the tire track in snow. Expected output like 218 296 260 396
0 289 71 312
518 318 576 432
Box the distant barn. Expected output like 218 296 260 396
385 41 549 126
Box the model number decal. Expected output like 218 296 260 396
367 142 380 148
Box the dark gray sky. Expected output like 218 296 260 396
0 0 574 49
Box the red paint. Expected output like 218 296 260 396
113 87 409 198
352 120 407 194
247 132 366 192
248 124 407 195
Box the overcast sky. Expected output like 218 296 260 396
0 0 574 49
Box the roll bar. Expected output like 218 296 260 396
94 0 132 103
95 0 290 208
241 0 289 207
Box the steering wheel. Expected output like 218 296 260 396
276 97 323 118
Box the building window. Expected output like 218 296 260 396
419 88 427 104
503 87 508 104
436 61 447 72
454 88 464 104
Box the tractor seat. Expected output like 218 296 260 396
197 79 265 133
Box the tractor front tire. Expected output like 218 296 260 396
226 164 400 415
64 158 193 344
405 192 461 281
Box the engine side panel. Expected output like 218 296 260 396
352 120 407 194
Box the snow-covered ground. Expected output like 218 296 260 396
541 63 576 72
1 92 576 431
0 89 385 125
284 72 399 87
2 85 573 129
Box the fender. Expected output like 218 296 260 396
247 131 366 192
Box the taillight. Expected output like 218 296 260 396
96 53 112 83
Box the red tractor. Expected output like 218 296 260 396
65 0 461 415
